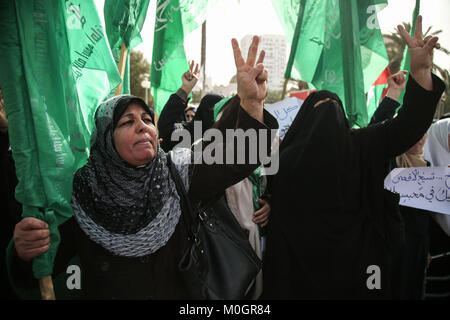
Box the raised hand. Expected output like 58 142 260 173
386 70 408 101
231 36 267 122
181 60 200 95
398 15 440 90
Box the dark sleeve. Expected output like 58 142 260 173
0 131 9 153
360 73 445 159
368 96 400 125
188 96 278 203
157 93 190 152
9 217 78 289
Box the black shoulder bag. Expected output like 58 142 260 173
167 152 262 300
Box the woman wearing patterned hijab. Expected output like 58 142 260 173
10 36 278 299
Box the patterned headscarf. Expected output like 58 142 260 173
71 95 191 257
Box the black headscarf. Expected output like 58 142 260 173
192 93 223 133
264 90 404 299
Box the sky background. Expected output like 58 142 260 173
134 0 450 86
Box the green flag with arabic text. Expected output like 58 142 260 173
0 0 120 283
275 0 389 127
150 0 219 114
104 0 151 95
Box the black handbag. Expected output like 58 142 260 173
167 152 262 300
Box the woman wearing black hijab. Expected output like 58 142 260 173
262 16 446 299
157 62 224 152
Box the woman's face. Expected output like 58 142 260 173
113 103 157 166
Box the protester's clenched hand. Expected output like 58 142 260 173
398 15 440 90
232 35 267 122
14 217 50 262
388 70 408 91
386 70 408 101
181 60 200 95
253 198 271 227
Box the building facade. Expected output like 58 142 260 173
240 34 287 91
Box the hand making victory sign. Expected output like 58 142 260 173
181 60 200 95
232 35 267 122
398 15 440 91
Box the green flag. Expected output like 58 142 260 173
150 0 219 114
398 0 420 105
0 0 120 281
104 0 151 94
278 0 389 127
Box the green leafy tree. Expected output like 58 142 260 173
191 91 201 103
129 50 151 103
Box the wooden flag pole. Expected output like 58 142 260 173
115 42 128 96
39 275 55 300
281 78 289 100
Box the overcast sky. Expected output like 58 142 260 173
134 0 450 86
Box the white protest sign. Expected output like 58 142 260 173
384 166 450 215
264 97 304 140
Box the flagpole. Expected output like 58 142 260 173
281 78 289 100
39 275 55 300
115 42 128 96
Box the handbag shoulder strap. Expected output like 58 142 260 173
166 151 197 235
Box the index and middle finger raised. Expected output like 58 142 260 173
188 60 199 75
398 15 440 49
231 36 266 70
397 15 422 47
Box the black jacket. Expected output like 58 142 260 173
10 97 278 300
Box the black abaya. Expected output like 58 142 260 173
263 74 445 299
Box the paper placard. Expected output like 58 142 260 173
265 97 304 141
384 166 450 215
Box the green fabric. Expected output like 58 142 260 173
151 0 219 114
0 0 120 280
6 240 83 299
247 167 266 236
104 0 150 49
213 96 233 121
277 0 389 127
104 0 150 94
398 0 420 106
247 167 264 212
151 0 187 114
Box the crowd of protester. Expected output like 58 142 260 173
0 16 448 300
